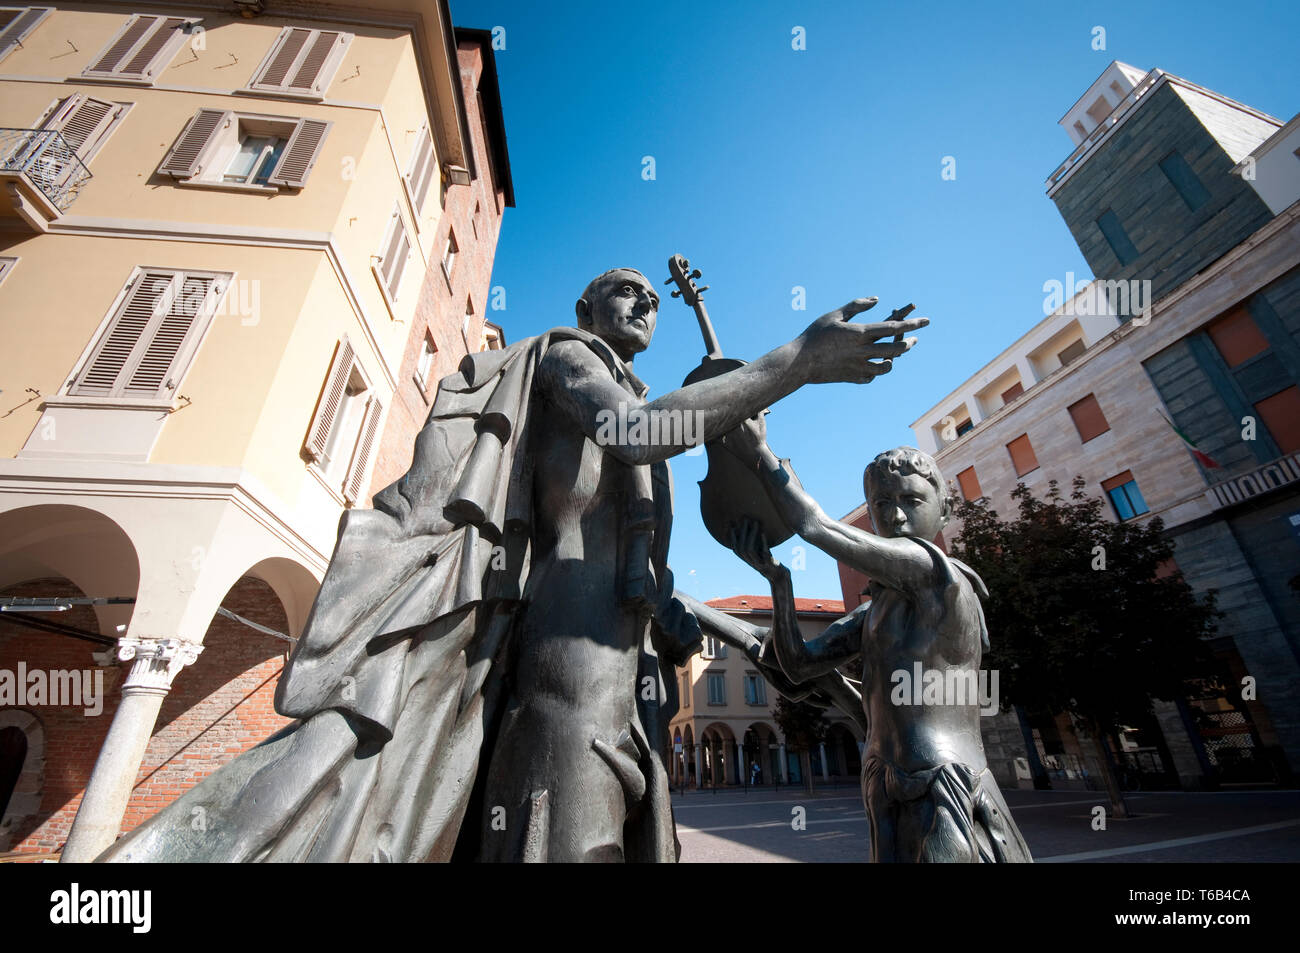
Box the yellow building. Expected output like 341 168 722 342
0 1 511 860
669 595 865 789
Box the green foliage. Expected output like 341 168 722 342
949 477 1219 728
772 694 829 750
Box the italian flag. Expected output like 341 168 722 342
1158 410 1219 469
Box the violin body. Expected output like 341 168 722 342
683 355 794 548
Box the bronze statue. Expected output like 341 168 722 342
97 263 926 863
726 424 1033 862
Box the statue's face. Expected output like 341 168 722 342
868 471 950 540
584 270 659 358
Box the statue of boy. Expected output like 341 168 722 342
728 424 1032 862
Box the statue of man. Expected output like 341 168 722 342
98 266 926 863
727 426 1033 862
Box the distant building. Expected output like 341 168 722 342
0 1 512 857
668 595 864 788
905 62 1299 790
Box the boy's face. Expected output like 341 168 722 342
868 470 949 539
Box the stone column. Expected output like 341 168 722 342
61 637 202 862
694 745 703 789
778 743 789 782
818 742 830 781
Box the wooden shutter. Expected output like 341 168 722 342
74 271 174 395
0 7 53 61
1101 470 1134 493
1000 381 1024 404
123 273 218 396
84 14 186 79
1067 393 1110 443
251 28 350 95
1006 433 1039 477
956 466 981 501
266 118 330 187
407 123 436 213
387 228 411 299
343 396 383 503
158 108 228 178
305 338 354 461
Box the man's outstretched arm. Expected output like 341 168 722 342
539 300 927 466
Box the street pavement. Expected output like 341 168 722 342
671 784 1300 862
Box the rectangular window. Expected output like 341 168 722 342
1096 209 1139 266
702 636 727 660
744 674 766 706
248 27 352 98
1206 305 1269 368
1057 339 1087 366
414 334 437 391
1102 470 1149 521
374 205 412 308
1000 381 1024 405
405 122 437 215
442 229 458 284
1159 151 1211 212
71 268 229 400
159 109 331 190
303 337 384 505
1006 434 1039 477
955 418 974 437
14 94 130 194
1256 386 1300 454
0 7 52 63
681 675 690 708
707 672 726 705
82 13 191 82
956 466 981 501
1067 393 1111 443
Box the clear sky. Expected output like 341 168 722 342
450 0 1300 603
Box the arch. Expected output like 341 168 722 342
239 557 320 641
0 709 46 851
825 722 863 779
0 504 140 636
744 721 779 785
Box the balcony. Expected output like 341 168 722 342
0 128 93 231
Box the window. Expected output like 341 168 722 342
1067 393 1110 443
159 109 331 190
954 418 974 438
1057 339 1087 367
1159 151 1211 212
248 27 352 98
373 205 412 308
702 636 727 660
743 674 766 706
303 337 384 504
0 7 52 63
1096 209 1139 266
1206 306 1269 368
706 673 726 705
1102 470 1149 521
70 268 230 400
404 122 437 216
481 322 503 352
414 333 437 391
681 675 690 708
1255 387 1300 454
441 229 458 284
1000 381 1024 405
1006 434 1039 477
956 466 981 501
1085 95 1111 128
82 13 192 82
12 94 130 188
0 257 15 285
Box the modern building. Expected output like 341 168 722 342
906 62 1299 790
0 0 512 859
668 595 865 789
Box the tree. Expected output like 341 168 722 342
949 477 1219 818
773 695 829 793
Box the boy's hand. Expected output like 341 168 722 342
728 518 783 580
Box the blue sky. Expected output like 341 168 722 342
451 0 1300 602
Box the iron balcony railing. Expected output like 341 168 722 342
0 127 93 212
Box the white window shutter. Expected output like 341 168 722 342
387 228 411 300
286 30 344 93
305 338 354 461
0 7 53 62
252 27 310 90
406 123 436 213
73 270 175 396
266 118 331 187
251 27 350 96
159 108 228 178
123 273 218 396
50 95 121 155
83 15 187 80
344 395 383 503
378 209 403 286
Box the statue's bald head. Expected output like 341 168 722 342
574 267 659 361
576 268 651 321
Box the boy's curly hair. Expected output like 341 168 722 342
863 447 948 504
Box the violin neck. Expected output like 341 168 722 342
694 300 724 360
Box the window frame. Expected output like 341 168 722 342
245 26 353 100
159 108 331 192
706 672 726 706
372 203 413 316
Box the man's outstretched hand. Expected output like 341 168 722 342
795 298 928 385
